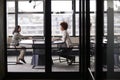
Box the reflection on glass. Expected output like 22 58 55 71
103 0 120 72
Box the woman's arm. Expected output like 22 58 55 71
18 33 32 39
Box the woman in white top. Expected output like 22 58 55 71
56 21 75 65
10 25 27 64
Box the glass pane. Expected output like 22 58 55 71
103 0 120 73
18 1 43 12
102 0 108 73
7 0 45 72
90 0 96 75
51 0 79 72
52 1 72 12
114 1 120 72
7 1 15 12
18 14 44 36
52 14 73 36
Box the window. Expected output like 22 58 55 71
18 1 44 36
18 1 43 12
7 0 44 36
7 1 15 36
18 14 44 36
51 0 73 36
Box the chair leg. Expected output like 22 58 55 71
59 56 62 63
66 56 76 65
73 56 76 63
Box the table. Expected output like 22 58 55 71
19 39 45 68
19 39 65 68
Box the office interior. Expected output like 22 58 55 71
0 0 120 80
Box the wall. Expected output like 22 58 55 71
0 0 6 80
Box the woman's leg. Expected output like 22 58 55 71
18 49 25 60
16 46 26 63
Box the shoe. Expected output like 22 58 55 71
20 59 26 64
68 58 74 65
16 62 23 64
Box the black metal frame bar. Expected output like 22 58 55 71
44 0 51 72
95 0 104 80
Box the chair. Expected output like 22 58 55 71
53 42 76 65
7 45 20 64
90 42 95 57
7 37 21 64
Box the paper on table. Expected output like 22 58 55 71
53 40 64 44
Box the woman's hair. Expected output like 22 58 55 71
60 21 68 30
13 25 21 34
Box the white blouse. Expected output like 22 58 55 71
61 30 72 48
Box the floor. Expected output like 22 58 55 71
7 56 79 72
7 55 120 73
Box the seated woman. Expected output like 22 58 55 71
10 25 30 64
53 21 75 65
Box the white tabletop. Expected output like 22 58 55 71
19 39 65 45
19 39 45 45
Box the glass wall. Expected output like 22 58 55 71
6 0 81 73
103 0 120 73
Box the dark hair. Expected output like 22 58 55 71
60 21 68 30
13 25 21 34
